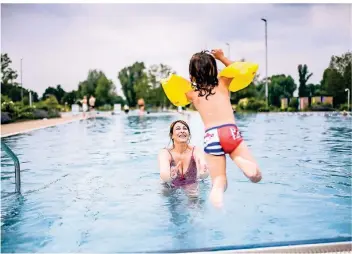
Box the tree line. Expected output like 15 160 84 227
1 51 351 111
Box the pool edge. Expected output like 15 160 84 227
147 237 352 253
187 241 352 253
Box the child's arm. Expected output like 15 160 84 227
211 49 233 67
211 49 234 88
185 90 194 104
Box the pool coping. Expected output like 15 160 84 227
149 238 352 253
183 241 352 253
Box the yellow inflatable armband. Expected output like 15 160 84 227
161 74 193 107
219 62 259 92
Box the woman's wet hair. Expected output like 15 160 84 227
189 50 219 100
169 120 191 145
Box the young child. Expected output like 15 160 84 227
185 49 262 207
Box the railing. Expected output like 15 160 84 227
1 141 21 193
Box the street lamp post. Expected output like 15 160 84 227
261 18 268 107
20 58 23 101
345 88 350 111
225 42 230 58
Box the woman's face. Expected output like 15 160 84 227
172 122 190 143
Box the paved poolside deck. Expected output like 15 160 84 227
1 114 85 138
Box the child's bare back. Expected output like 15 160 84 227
186 78 235 130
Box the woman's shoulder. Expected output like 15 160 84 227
158 148 171 157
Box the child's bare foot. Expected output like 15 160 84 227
209 187 224 208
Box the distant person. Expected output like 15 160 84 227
138 98 145 116
81 96 88 118
89 95 96 110
89 95 96 118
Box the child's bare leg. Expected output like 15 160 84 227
229 141 262 183
205 153 227 207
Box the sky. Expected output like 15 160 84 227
1 3 351 97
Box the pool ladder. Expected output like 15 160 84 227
1 141 21 193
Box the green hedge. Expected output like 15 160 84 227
1 95 61 124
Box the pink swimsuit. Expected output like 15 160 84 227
166 147 197 187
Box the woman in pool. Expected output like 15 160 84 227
158 120 209 190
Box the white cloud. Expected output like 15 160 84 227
1 4 350 98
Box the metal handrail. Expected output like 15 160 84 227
1 141 21 193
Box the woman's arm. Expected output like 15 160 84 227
194 147 209 180
158 149 174 183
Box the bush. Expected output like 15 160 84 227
17 111 35 120
44 95 60 109
269 105 279 112
258 106 270 112
238 98 266 112
1 95 11 103
0 94 61 123
289 98 299 110
1 112 12 124
339 103 351 111
288 107 297 112
310 102 334 111
48 109 60 118
238 98 249 110
246 98 267 111
1 101 16 114
97 104 113 111
33 109 49 119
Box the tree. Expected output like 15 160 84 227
147 63 175 107
230 83 257 104
62 90 78 105
118 62 147 107
321 68 345 106
78 70 105 98
42 84 66 103
268 74 297 107
298 64 313 97
95 75 113 105
320 52 352 106
1 53 18 86
306 83 322 96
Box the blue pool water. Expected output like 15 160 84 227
1 112 351 252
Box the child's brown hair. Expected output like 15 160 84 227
189 50 219 100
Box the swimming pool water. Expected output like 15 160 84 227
1 112 351 252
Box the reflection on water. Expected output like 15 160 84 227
1 112 351 252
161 181 209 250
